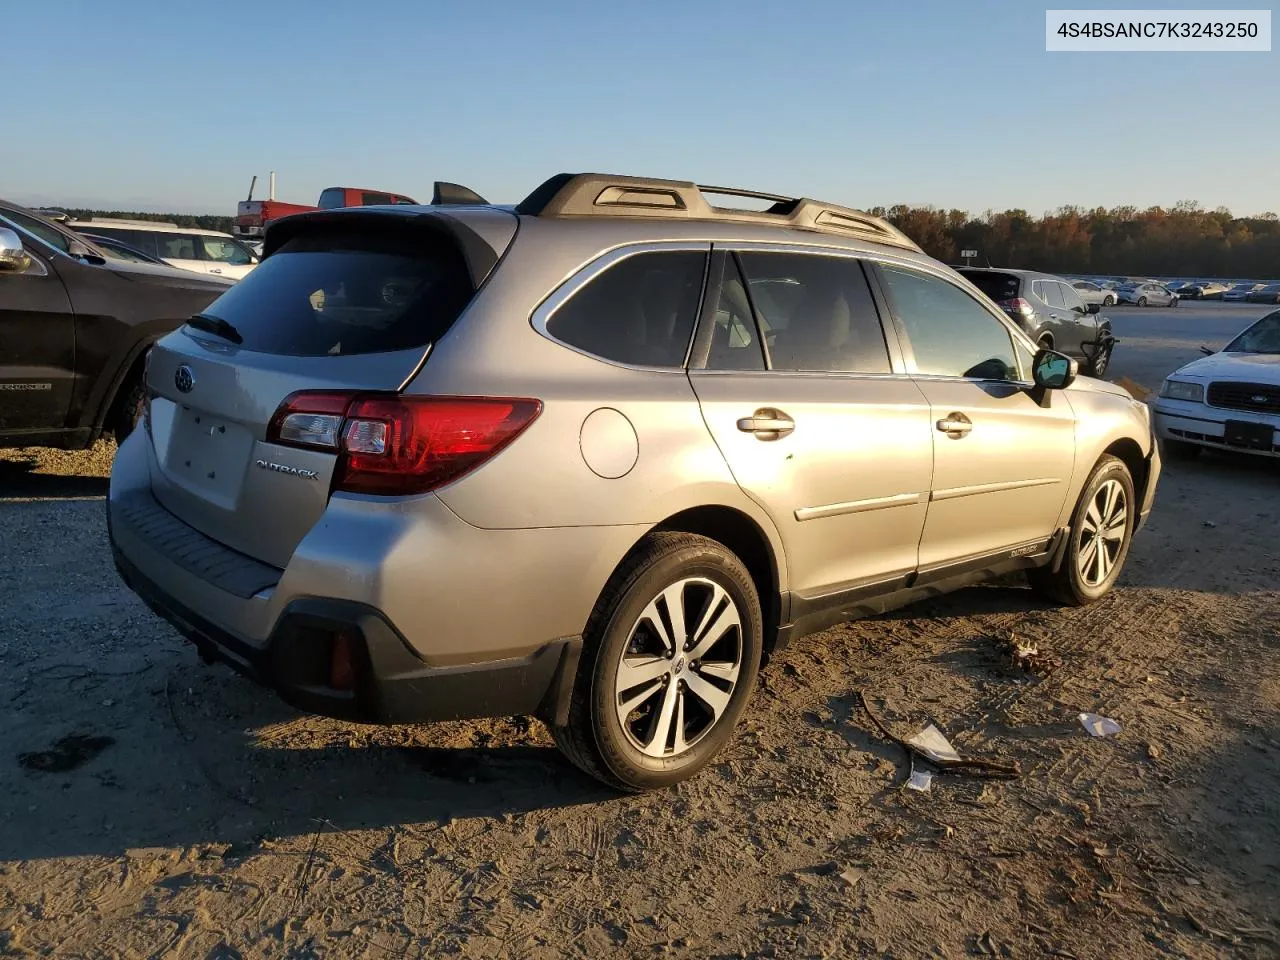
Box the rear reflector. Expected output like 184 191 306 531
266 392 542 496
329 631 355 691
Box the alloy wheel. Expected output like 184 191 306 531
614 577 744 758
1078 479 1128 587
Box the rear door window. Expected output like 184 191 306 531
197 228 476 357
361 192 394 206
546 250 706 368
705 256 766 371
736 252 890 373
155 232 200 260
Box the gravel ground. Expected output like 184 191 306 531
1 326 1278 959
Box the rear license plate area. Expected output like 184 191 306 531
1224 420 1275 450
166 408 252 499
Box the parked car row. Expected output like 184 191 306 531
1070 276 1280 303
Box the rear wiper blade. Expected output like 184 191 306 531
186 312 242 344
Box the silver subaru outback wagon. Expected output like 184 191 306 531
108 173 1161 791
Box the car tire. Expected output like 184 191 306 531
1170 297 1178 308
1037 334 1054 351
1137 296 1148 307
1162 438 1202 461
552 531 763 792
1103 295 1115 306
1086 339 1112 378
112 378 146 446
1028 455 1136 607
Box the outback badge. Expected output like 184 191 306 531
255 459 319 481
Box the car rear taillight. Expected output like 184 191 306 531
265 392 542 496
999 297 1034 315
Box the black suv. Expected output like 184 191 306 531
0 201 231 449
957 267 1115 378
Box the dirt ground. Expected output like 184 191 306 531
2 330 1278 958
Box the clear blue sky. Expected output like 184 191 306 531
7 1 1277 216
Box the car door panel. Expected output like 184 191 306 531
872 262 1077 568
690 251 933 598
0 245 76 433
1057 282 1093 357
911 379 1076 567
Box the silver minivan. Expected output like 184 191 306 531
109 174 1161 790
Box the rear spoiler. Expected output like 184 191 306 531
260 208 514 288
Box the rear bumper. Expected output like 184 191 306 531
112 540 581 724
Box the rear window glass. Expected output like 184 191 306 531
198 229 474 356
959 270 1019 303
546 251 706 367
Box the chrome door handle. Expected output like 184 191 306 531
736 407 794 440
936 412 973 439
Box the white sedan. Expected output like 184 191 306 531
1153 310 1280 460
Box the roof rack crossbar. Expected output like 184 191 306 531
515 173 920 251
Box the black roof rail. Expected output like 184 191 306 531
432 181 489 205
515 173 920 251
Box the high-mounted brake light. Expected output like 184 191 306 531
266 392 542 496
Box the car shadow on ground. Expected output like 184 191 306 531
0 458 108 500
4 659 618 863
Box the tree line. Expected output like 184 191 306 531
870 202 1280 279
64 209 235 234
60 201 1280 279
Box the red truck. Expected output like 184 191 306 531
234 176 417 239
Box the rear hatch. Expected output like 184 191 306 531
143 210 514 569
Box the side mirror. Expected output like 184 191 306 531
1033 348 1077 391
1086 302 1101 314
0 227 31 272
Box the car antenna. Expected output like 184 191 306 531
246 175 257 202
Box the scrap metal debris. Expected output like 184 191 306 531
996 633 1062 678
858 691 1021 780
1078 713 1122 737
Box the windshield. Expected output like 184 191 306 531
1224 312 1280 354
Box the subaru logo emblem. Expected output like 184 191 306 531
174 365 195 393
1253 394 1268 404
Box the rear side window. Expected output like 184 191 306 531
199 229 475 357
1040 281 1066 308
738 253 890 373
361 192 394 206
546 251 706 368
